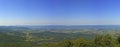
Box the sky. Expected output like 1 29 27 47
0 0 120 25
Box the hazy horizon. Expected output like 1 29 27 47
0 0 120 25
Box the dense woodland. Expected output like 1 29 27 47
1 33 120 47
39 35 120 47
0 26 120 47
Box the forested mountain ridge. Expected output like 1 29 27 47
39 35 120 47
1 33 120 47
0 25 120 47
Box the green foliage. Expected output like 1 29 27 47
38 35 120 47
0 33 31 47
94 35 119 47
1 33 120 47
117 35 120 44
72 38 93 47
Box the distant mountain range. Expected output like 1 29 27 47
1 25 120 30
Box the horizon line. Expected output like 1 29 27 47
1 24 120 26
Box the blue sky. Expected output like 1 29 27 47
0 0 120 25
